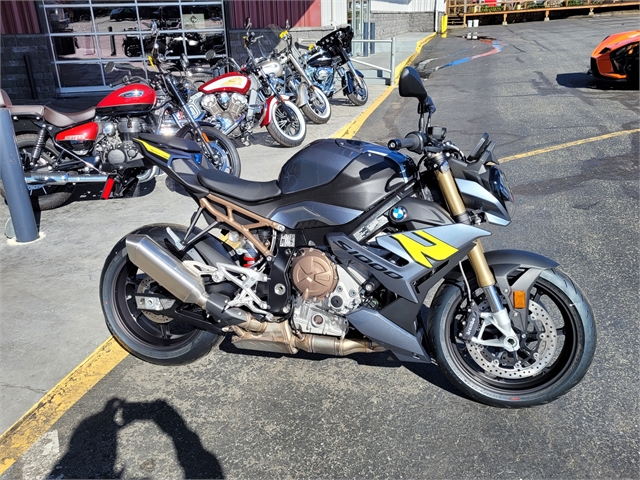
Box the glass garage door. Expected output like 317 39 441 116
41 0 227 93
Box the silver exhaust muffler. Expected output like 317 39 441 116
125 234 250 324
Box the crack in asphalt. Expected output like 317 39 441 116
0 383 48 394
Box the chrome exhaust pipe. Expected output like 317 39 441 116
24 172 109 185
125 234 250 324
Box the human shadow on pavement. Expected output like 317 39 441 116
47 398 224 479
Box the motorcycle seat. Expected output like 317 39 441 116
197 169 281 202
1 89 46 117
138 133 201 153
43 107 96 128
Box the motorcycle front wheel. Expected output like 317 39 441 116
266 100 306 147
176 124 241 177
100 224 222 365
426 268 596 408
301 84 331 124
0 133 75 211
346 73 368 106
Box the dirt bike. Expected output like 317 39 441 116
302 24 368 106
0 27 240 211
100 66 596 408
187 18 307 147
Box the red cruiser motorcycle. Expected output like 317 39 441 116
1 53 240 211
188 19 307 147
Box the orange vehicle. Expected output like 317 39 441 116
590 30 639 86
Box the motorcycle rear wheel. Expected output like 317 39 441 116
0 133 74 211
301 85 331 124
100 224 222 365
266 100 306 147
176 124 241 177
426 268 596 408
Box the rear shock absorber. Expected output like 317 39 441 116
31 125 49 164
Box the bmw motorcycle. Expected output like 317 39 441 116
303 25 368 106
100 67 596 408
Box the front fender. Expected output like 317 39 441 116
296 83 309 107
259 96 279 127
341 68 364 94
444 249 559 331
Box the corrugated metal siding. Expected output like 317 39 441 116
1 1 40 35
230 0 322 29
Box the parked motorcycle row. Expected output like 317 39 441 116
1 19 367 211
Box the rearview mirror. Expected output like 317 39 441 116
104 61 115 73
244 17 251 30
398 67 427 103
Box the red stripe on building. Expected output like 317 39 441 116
229 0 321 29
1 1 40 35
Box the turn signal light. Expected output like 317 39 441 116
513 291 526 309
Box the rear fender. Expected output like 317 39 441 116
444 249 559 331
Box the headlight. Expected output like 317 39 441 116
488 166 516 219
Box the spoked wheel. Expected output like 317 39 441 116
266 100 306 147
346 73 368 106
301 84 331 124
100 225 221 365
0 133 75 211
176 125 241 177
426 269 596 408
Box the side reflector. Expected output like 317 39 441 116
513 291 526 309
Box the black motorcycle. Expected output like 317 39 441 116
303 25 368 106
100 67 595 408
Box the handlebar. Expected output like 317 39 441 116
388 132 425 154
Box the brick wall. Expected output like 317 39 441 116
1 35 57 103
370 12 435 39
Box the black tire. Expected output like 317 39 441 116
176 124 241 177
266 100 306 147
0 133 74 211
426 269 596 408
100 224 222 365
346 74 368 106
300 84 331 124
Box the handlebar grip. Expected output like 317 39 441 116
388 136 420 151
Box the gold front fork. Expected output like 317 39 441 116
435 163 519 350
435 167 495 288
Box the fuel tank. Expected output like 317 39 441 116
307 51 333 68
199 72 251 95
96 83 156 116
266 139 416 225
257 59 283 77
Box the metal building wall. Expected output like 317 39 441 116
1 1 40 35
229 0 322 29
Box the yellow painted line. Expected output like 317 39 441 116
501 129 640 162
332 33 436 140
0 337 128 475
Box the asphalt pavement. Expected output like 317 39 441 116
1 14 639 479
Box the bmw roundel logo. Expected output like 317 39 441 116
390 206 407 222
